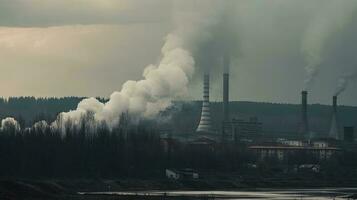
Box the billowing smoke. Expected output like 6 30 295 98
49 0 226 132
0 117 21 132
301 0 357 90
32 120 50 132
54 36 194 129
0 1 232 133
334 71 357 96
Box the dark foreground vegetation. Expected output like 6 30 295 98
1 116 357 180
1 97 357 199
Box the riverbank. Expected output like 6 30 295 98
1 178 357 199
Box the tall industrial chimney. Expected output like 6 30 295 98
329 96 339 139
197 73 213 133
300 91 309 138
223 55 230 122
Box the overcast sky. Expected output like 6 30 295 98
0 0 357 106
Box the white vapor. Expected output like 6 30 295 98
301 0 357 90
0 117 21 132
334 71 357 96
32 120 49 132
54 35 194 129
49 0 223 132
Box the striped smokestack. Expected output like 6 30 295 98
197 73 213 133
223 55 230 122
329 95 339 139
300 91 309 138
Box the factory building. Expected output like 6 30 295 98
249 140 340 161
223 117 263 141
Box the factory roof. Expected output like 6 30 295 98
248 145 340 150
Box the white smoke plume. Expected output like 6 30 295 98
0 117 21 132
0 1 232 133
334 71 357 96
301 0 357 90
49 1 224 132
53 35 194 130
32 120 50 133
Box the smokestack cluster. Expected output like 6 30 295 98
196 73 213 133
329 95 339 139
223 55 230 123
300 91 309 138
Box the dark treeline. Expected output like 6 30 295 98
1 116 357 181
1 97 357 136
0 97 106 127
0 97 84 127
0 119 163 179
0 127 255 178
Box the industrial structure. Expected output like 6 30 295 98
224 117 263 140
249 141 340 161
196 73 213 133
223 54 230 123
329 96 339 139
222 55 233 140
300 91 309 139
192 51 355 158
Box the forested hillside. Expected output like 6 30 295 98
0 97 89 127
0 97 356 136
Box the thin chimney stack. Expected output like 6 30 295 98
223 55 230 123
300 91 309 138
329 95 339 139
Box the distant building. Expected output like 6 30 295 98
278 139 306 147
249 140 340 161
223 117 263 141
188 136 217 149
165 169 199 180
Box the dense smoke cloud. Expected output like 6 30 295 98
49 0 227 131
55 37 194 129
301 0 357 90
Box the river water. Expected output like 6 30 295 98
81 188 357 199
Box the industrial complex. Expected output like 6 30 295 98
164 54 356 164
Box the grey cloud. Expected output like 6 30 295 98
0 0 171 27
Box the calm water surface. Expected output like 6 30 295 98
81 188 357 199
